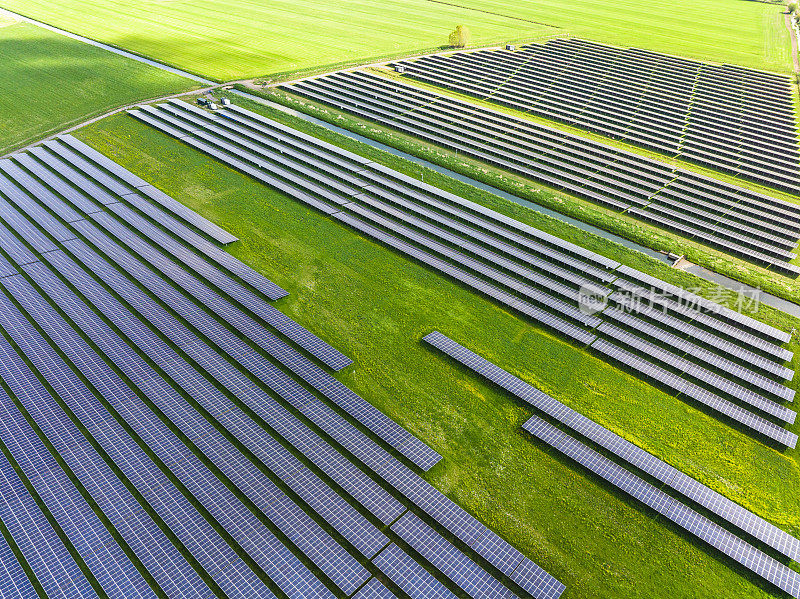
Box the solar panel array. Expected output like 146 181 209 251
130 100 797 449
0 136 569 598
522 415 800 599
393 38 800 194
423 331 800 564
279 70 800 275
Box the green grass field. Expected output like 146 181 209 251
0 0 553 81
75 98 800 598
0 19 197 155
0 0 791 80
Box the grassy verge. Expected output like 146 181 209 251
75 107 800 598
252 84 800 310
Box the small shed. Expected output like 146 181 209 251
505 44 516 51
220 97 231 106
395 64 406 74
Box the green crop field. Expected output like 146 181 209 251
75 98 800 599
0 0 554 81
0 18 197 156
1 0 790 80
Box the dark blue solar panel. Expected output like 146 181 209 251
67 216 435 471
373 544 458 599
26 146 119 206
103 200 286 301
391 512 516 598
61 237 402 542
0 445 92 599
0 195 58 254
43 140 133 196
19 255 347 599
353 578 397 599
10 152 104 215
421 328 800 559
522 415 800 598
0 159 84 223
0 275 215 598
80 209 344 368
0 325 154 599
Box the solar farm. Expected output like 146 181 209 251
1 1 800 598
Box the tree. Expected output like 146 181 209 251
789 1 797 13
448 25 471 48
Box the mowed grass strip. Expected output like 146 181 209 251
0 0 552 81
76 110 800 598
0 20 197 155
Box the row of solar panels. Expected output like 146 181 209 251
392 38 800 193
577 39 794 99
129 99 797 450
7 133 442 469
391 54 800 192
422 331 800 597
279 70 800 274
550 39 794 118
288 69 800 229
0 135 565 599
467 38 797 140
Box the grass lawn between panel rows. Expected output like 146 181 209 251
262 84 800 313
75 95 800 598
0 0 791 81
0 20 198 156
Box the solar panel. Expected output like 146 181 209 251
391 512 518 598
104 198 287 302
20 254 362 597
56 135 239 245
391 43 800 193
0 159 84 223
353 578 398 599
0 268 284 599
0 317 156 599
0 442 93 599
372 544 459 599
10 152 104 215
522 415 800 598
281 71 800 265
424 331 800 557
67 212 436 472
130 98 795 445
59 237 403 542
